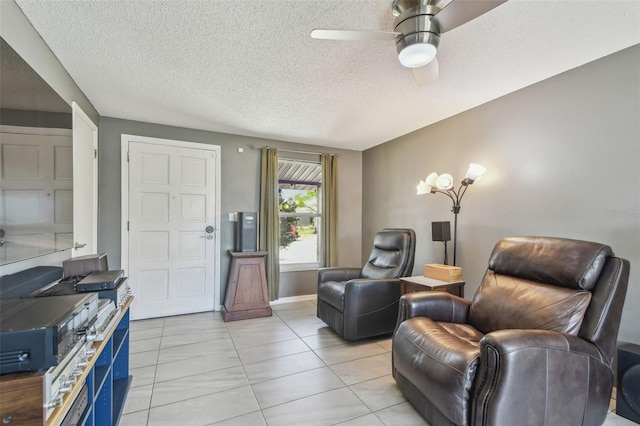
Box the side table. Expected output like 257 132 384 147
400 275 465 298
222 251 272 321
617 343 640 423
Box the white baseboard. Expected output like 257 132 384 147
271 294 317 305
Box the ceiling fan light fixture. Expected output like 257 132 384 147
398 42 437 68
396 29 439 69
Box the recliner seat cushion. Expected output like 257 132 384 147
393 318 484 426
469 271 592 335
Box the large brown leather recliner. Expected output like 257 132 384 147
393 236 629 426
317 228 416 340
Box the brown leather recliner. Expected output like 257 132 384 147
393 236 629 426
317 228 416 340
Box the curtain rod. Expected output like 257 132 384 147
249 144 339 157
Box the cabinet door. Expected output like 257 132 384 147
228 257 269 311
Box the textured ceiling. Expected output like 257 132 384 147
14 0 640 151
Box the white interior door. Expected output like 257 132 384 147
0 126 72 263
72 102 98 255
123 136 220 320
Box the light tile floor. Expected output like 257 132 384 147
121 299 637 426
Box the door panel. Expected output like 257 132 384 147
127 140 219 319
0 128 72 263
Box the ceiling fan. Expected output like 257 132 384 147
311 0 507 86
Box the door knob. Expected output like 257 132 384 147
74 242 87 250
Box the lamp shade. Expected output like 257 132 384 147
435 173 453 190
425 172 438 186
416 180 429 195
465 163 487 182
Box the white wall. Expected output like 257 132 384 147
362 44 640 344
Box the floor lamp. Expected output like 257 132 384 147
417 163 486 266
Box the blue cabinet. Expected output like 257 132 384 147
79 306 131 426
0 298 132 425
0 296 132 426
30 299 134 426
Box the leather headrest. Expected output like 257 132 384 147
373 230 410 252
488 236 613 290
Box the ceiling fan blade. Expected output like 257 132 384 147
311 29 400 41
412 58 439 87
432 0 508 34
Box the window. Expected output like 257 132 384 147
278 159 322 270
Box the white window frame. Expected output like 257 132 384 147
278 159 323 272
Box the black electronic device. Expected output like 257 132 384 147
63 253 108 279
34 275 130 308
235 211 258 252
0 293 99 374
0 266 63 300
76 270 124 292
617 343 640 423
431 221 451 242
432 221 451 265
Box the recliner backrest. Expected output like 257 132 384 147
361 229 416 280
469 237 626 350
486 236 612 290
578 256 629 364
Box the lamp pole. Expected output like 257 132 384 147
452 205 460 266
434 184 467 267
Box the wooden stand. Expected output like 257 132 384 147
222 251 272 322
400 276 465 298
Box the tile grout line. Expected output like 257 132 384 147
223 315 269 425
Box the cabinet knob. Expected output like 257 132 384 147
3 416 12 424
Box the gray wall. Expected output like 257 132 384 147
362 44 640 345
98 118 362 302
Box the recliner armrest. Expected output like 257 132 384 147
340 278 403 340
318 267 362 284
396 292 471 329
472 329 611 426
480 329 604 360
343 278 402 312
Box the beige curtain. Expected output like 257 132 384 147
259 148 280 301
321 154 338 267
